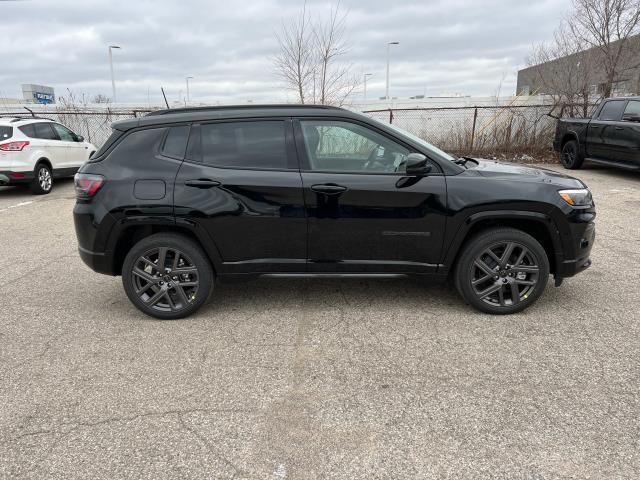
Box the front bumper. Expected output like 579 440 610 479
555 219 595 283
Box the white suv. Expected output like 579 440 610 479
0 117 97 194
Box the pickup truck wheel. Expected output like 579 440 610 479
122 233 214 320
455 228 549 315
561 140 583 169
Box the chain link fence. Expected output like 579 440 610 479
1 109 155 147
362 104 560 158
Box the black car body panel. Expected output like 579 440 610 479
554 96 640 169
74 105 595 289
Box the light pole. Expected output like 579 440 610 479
385 41 399 100
108 45 121 103
363 73 373 99
186 76 194 104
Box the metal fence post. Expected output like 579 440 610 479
389 109 394 124
469 107 478 151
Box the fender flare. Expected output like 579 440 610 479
440 209 562 273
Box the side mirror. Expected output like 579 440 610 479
76 135 85 142
405 153 432 176
623 114 640 123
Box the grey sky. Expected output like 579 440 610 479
0 0 571 104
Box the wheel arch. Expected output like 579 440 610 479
443 211 561 276
108 221 223 276
34 157 52 171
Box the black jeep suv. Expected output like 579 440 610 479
73 105 595 319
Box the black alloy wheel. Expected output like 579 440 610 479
561 140 583 170
122 233 214 319
455 228 550 314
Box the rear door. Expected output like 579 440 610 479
586 99 626 161
294 117 447 274
173 118 307 274
51 123 87 169
618 99 640 166
33 122 65 169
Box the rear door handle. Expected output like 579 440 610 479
615 126 625 130
184 179 221 189
310 184 348 195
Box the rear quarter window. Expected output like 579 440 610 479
104 127 166 164
19 124 35 138
0 126 12 140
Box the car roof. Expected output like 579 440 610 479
0 117 54 126
112 104 362 131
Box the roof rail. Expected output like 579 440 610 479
146 104 343 116
4 116 51 123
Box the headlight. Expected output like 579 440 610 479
558 188 592 206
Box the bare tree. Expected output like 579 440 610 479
527 20 597 116
274 1 359 105
273 2 314 104
570 0 640 98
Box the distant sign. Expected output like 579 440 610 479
33 92 54 104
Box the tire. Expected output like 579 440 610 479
454 228 550 315
30 163 53 194
560 139 583 170
122 233 214 320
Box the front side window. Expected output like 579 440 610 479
300 120 410 173
34 122 58 140
622 100 640 121
52 123 76 142
199 121 288 169
599 100 625 121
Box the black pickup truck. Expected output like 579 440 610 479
554 96 640 170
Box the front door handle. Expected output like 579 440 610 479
590 124 600 128
184 179 221 189
310 184 348 195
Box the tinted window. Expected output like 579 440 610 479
622 100 640 121
34 122 57 140
0 126 12 140
106 128 166 163
19 124 35 138
200 121 287 169
300 120 410 173
52 123 76 141
598 100 625 121
91 130 123 161
161 125 190 159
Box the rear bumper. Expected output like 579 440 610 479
0 170 34 185
78 245 114 275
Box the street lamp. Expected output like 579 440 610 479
186 76 194 104
108 45 121 103
363 73 373 99
385 41 399 100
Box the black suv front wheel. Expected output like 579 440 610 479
455 228 550 314
122 233 214 319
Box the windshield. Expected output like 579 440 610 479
371 118 457 162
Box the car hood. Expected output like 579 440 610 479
467 158 585 188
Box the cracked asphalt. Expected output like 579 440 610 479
0 165 639 479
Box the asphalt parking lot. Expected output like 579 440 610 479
1 165 639 479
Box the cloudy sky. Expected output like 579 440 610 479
0 0 571 105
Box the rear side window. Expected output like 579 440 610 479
598 101 625 121
0 126 12 140
198 121 288 169
34 122 58 140
19 124 35 138
105 127 166 163
161 125 190 159
91 129 124 160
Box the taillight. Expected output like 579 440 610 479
74 173 105 199
0 141 29 151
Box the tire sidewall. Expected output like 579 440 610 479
122 234 214 320
455 229 550 315
31 163 53 195
561 140 582 170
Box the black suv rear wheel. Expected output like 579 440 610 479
122 233 214 319
454 228 549 314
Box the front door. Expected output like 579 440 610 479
173 118 307 274
294 118 447 274
51 123 87 168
